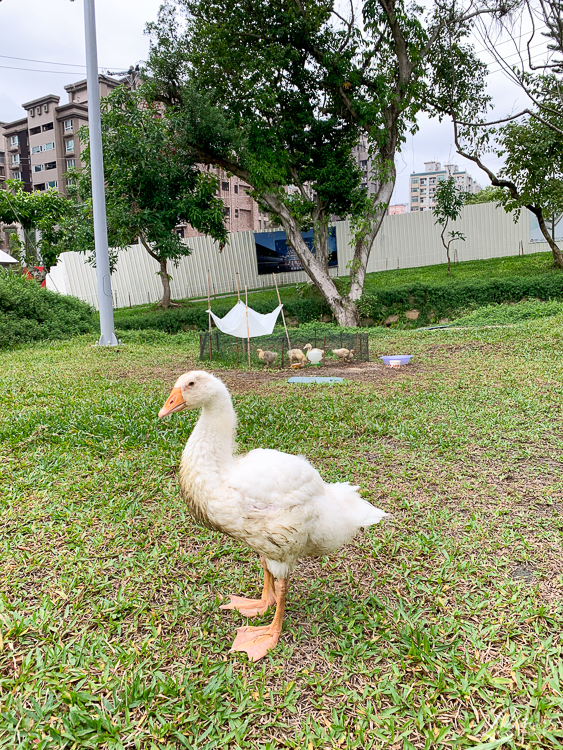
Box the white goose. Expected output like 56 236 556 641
159 371 389 661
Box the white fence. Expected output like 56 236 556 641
47 202 547 309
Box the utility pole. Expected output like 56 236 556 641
83 0 118 345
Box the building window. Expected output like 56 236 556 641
30 126 41 136
42 122 54 132
222 181 229 192
411 196 418 202
429 177 436 184
234 184 238 194
411 188 418 193
223 207 230 217
10 135 19 147
437 175 445 181
30 108 36 118
64 119 73 132
411 206 418 211
420 178 426 185
11 154 21 165
36 107 41 116
44 161 56 171
234 208 239 218
35 183 46 191
44 142 55 151
66 159 75 169
47 180 58 189
411 177 418 184
65 140 75 153
32 146 42 154
33 165 44 173
44 103 49 113
13 172 22 181
175 227 185 238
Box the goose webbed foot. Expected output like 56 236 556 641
229 577 289 662
219 557 276 618
230 624 281 661
219 593 275 618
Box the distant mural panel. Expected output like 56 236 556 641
255 227 338 275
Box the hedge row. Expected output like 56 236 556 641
0 271 94 349
357 275 563 327
114 273 563 332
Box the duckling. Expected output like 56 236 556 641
332 347 355 364
256 349 277 368
287 348 307 366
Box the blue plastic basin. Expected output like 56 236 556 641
288 377 344 384
380 355 412 366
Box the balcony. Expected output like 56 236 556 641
8 141 20 152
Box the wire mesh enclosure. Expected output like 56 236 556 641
199 329 369 367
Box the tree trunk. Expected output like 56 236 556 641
158 257 171 309
537 212 563 268
440 223 451 275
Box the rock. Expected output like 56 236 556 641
286 316 300 326
438 318 449 324
360 317 375 327
384 314 399 325
405 309 420 320
320 314 332 323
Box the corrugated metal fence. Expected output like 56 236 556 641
46 203 547 309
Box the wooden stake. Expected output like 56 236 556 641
245 285 251 368
207 270 213 361
272 273 291 350
281 338 284 368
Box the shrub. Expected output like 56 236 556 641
357 275 563 327
0 271 94 349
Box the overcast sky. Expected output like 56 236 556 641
0 0 539 205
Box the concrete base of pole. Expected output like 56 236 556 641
97 332 119 346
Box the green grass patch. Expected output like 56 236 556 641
1 318 562 748
452 299 563 327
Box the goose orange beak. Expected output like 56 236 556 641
158 387 185 418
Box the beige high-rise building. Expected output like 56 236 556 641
1 75 122 196
409 161 481 212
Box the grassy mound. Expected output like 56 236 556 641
0 271 94 349
450 298 563 327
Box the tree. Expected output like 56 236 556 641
73 85 228 309
428 28 563 267
0 179 73 277
464 185 504 204
433 176 466 275
145 0 499 325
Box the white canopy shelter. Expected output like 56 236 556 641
207 300 282 338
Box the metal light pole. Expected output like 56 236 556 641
83 0 118 345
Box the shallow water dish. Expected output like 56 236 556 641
380 355 412 367
288 377 344 384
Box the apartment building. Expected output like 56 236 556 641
0 75 122 195
410 161 481 212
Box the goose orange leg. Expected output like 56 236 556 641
219 558 276 617
229 578 289 662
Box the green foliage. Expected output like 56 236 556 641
0 180 74 270
498 118 563 224
451 298 563 326
358 274 563 327
145 0 489 322
70 85 228 307
464 185 504 205
433 176 465 274
0 271 94 349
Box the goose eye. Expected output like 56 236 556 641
188 381 195 386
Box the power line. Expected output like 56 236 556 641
0 64 88 74
0 53 130 70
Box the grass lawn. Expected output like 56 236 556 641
1 317 563 749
